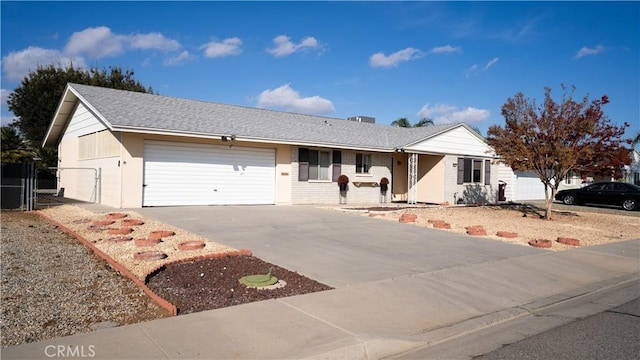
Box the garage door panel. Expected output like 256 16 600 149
514 171 546 201
143 141 275 206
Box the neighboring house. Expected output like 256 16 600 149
497 148 640 202
497 166 547 201
43 84 498 208
623 149 640 185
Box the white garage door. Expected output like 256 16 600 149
143 140 275 206
514 171 546 201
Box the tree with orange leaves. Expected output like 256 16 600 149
487 85 629 219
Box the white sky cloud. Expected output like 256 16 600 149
163 51 193 66
1 47 86 81
129 33 181 52
370 47 422 68
257 84 335 115
64 26 125 58
2 26 184 81
418 103 489 124
465 57 499 77
64 27 182 58
574 44 605 59
430 45 462 54
266 35 320 57
484 57 499 70
201 37 242 58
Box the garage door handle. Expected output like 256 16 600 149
213 189 217 192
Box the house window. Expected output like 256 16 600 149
356 153 371 174
457 158 491 185
299 148 336 181
309 150 330 180
463 158 482 183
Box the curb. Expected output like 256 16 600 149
329 274 639 360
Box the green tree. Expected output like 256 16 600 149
1 125 34 164
390 117 434 127
487 85 628 219
7 64 154 148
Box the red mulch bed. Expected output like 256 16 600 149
146 255 333 315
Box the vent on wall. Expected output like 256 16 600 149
347 116 375 124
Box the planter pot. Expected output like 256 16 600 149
339 183 348 191
380 183 388 192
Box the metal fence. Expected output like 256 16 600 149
1 164 99 210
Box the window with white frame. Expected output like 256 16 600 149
309 149 330 180
298 148 341 181
457 158 491 185
356 153 371 174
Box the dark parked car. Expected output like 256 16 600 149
555 182 640 211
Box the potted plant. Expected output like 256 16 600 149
337 174 349 192
380 177 389 193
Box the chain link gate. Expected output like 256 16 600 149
34 167 100 209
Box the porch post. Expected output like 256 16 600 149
408 153 418 204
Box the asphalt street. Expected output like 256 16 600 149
476 297 640 360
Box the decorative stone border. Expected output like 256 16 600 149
135 238 162 247
466 225 487 236
107 227 134 235
92 220 115 226
106 213 128 220
399 214 417 223
557 237 580 246
177 240 206 251
134 251 167 261
433 222 451 229
528 239 552 248
149 230 176 240
107 236 133 243
37 213 180 316
497 231 518 238
121 219 144 226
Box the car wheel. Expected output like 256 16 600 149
562 194 576 205
622 199 637 211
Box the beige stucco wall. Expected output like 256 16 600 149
392 153 408 202
58 130 123 207
416 155 445 204
119 133 291 208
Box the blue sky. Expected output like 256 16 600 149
1 1 638 139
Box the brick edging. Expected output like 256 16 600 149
38 213 181 316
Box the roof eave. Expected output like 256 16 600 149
112 126 395 152
42 84 114 147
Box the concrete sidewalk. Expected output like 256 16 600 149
3 238 638 360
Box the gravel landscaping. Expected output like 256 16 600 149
0 211 170 348
340 203 639 250
2 201 637 348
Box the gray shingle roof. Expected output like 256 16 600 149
55 83 464 150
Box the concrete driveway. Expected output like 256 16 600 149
137 205 541 287
4 204 638 359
